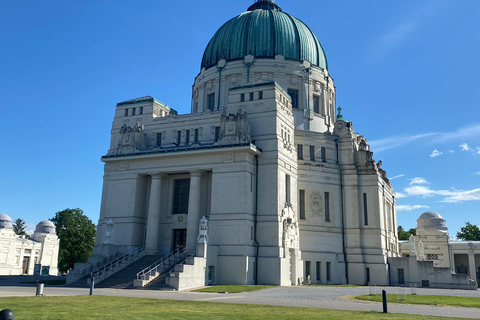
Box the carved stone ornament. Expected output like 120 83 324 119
219 109 252 144
103 219 114 245
310 192 322 217
281 204 299 250
197 216 209 244
117 122 147 155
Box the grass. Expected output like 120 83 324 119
0 296 468 320
193 285 275 293
356 294 480 309
20 279 66 286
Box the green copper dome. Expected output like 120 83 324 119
201 0 328 71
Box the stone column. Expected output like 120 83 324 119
468 249 477 283
186 171 202 253
145 174 163 253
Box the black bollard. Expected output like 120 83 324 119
0 309 15 320
89 276 95 296
382 290 388 313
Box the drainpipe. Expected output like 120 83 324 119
254 155 260 284
336 139 349 284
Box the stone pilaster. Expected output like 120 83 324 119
186 171 202 253
468 249 477 283
145 174 163 253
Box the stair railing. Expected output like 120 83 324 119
136 248 191 284
90 247 145 284
70 248 123 282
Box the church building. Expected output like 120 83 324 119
87 0 399 288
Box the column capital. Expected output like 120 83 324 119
190 170 203 177
149 173 164 179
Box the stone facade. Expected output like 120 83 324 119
0 214 59 276
395 211 479 289
85 0 399 287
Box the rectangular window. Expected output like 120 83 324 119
285 174 291 205
240 93 245 102
194 129 199 143
173 179 190 215
258 91 263 100
214 126 220 142
363 193 368 226
185 130 190 145
313 95 320 113
297 144 303 160
310 145 315 161
366 267 370 283
305 261 311 279
139 107 144 115
250 92 254 101
321 147 326 163
132 108 136 116
156 133 162 146
287 89 299 109
316 261 321 281
124 109 128 117
326 262 331 281
299 189 306 220
176 131 181 146
207 93 215 111
325 192 330 222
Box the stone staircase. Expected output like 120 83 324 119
166 256 207 291
94 255 164 288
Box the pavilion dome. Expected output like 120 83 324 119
417 211 448 232
201 0 328 71
35 220 56 234
0 213 13 229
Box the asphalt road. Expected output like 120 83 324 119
0 284 479 319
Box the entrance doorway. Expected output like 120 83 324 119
173 229 187 252
22 256 30 275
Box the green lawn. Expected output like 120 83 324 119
193 285 274 293
356 294 480 309
0 296 468 320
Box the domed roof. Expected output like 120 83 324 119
0 213 13 229
35 220 56 234
201 0 328 71
417 211 448 231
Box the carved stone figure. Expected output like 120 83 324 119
219 109 252 144
117 122 147 154
409 234 416 256
310 192 322 217
418 240 425 261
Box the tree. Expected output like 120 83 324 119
398 225 416 240
50 208 96 273
456 222 480 241
13 218 28 237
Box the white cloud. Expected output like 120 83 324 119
399 184 480 204
409 177 428 185
460 143 470 151
404 185 436 197
397 204 430 212
395 192 406 199
390 174 405 180
475 172 480 176
369 123 480 153
441 189 480 203
365 2 444 62
430 149 443 158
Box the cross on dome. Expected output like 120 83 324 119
248 0 282 12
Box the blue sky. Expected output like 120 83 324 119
1 0 479 237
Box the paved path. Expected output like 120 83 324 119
0 285 479 319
